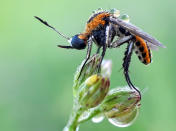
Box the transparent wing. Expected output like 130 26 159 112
110 17 166 48
147 42 159 51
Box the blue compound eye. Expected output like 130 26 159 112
70 35 86 50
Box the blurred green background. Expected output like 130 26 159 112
0 0 175 131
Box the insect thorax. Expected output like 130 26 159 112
83 11 117 46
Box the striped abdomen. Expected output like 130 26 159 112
134 36 152 65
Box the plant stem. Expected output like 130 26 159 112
63 103 83 131
78 107 102 124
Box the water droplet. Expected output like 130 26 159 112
101 60 112 78
63 127 68 131
120 14 130 23
92 10 96 14
110 8 120 17
76 126 79 131
97 8 103 11
108 108 139 127
78 110 90 122
92 114 104 123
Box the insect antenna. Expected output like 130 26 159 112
34 16 74 48
57 45 73 49
34 16 70 40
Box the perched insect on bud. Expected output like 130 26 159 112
35 8 165 131
78 74 110 109
100 87 140 127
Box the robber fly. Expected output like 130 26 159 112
35 8 166 99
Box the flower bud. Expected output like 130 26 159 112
100 87 140 127
73 54 101 95
73 54 112 97
78 74 110 109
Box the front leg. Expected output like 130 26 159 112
98 45 107 73
77 38 93 79
97 25 110 73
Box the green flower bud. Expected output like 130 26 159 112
78 74 110 109
73 54 101 96
100 87 140 118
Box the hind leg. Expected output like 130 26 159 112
123 41 141 99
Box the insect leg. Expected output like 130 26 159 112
96 46 101 54
77 38 93 79
98 45 107 73
108 35 133 48
97 25 110 73
123 41 141 100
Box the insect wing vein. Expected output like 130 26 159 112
109 18 166 48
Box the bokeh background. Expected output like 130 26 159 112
0 0 175 131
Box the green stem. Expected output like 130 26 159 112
63 104 102 131
63 106 83 131
78 107 102 124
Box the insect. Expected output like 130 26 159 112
35 8 165 99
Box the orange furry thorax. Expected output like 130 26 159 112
78 12 110 42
